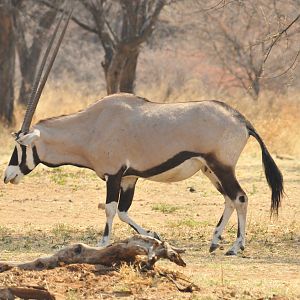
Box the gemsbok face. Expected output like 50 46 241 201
4 130 41 184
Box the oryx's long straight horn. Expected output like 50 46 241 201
21 4 73 134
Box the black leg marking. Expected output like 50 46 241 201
129 223 139 233
216 215 223 227
237 220 241 238
204 153 242 200
103 223 109 237
106 167 126 204
118 184 136 212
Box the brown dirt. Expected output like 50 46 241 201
0 139 299 299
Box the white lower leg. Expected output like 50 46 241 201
226 194 248 255
118 210 149 235
210 198 234 251
98 202 118 247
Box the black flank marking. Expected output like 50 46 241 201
129 223 139 233
104 223 109 237
8 147 18 166
214 230 218 235
106 167 126 204
216 215 223 227
239 195 246 203
41 161 93 171
124 151 200 178
118 182 137 212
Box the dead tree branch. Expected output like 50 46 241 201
0 235 186 273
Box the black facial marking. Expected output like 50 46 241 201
239 195 246 203
106 167 126 204
118 183 137 212
8 147 19 166
216 215 223 227
204 166 208 172
124 151 200 178
32 146 40 166
19 145 31 175
104 223 109 237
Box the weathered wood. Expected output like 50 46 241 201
0 286 55 300
0 235 186 273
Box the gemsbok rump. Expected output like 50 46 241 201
3 6 283 256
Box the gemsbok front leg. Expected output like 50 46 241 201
118 177 161 240
98 168 124 247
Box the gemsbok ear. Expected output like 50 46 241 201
16 129 40 146
11 132 18 139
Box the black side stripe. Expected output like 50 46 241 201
124 151 201 178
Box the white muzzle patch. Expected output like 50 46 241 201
4 165 24 184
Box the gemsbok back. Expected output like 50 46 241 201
3 6 283 256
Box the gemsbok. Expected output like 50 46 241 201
3 6 283 256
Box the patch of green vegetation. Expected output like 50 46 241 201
173 218 202 228
151 203 179 214
51 223 75 241
66 289 83 300
50 172 68 185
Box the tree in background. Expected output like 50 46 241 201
13 0 58 105
0 0 15 124
76 0 166 94
193 0 300 100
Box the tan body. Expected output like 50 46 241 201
34 94 248 180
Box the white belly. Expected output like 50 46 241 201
148 157 204 182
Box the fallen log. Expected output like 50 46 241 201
0 235 186 273
0 286 55 300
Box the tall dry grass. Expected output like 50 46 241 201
1 79 299 159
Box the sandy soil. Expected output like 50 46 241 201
0 148 299 299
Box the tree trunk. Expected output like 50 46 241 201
0 3 15 125
15 9 57 105
120 49 139 93
104 45 139 95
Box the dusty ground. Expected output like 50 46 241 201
0 141 299 299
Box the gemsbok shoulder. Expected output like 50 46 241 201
3 6 283 256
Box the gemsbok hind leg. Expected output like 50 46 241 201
118 177 161 240
98 168 124 247
202 163 248 255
